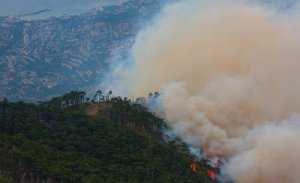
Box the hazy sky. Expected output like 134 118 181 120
0 0 297 18
0 0 127 18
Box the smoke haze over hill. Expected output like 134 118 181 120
114 0 300 182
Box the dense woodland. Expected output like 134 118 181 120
0 91 213 183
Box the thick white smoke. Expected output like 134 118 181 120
117 0 300 182
225 116 300 183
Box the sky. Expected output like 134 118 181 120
0 0 127 18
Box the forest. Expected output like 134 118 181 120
0 90 214 183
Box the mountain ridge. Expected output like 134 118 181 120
0 90 214 183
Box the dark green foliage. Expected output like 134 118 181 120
0 93 212 183
0 175 14 183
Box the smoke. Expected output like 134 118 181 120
225 116 300 183
116 0 300 182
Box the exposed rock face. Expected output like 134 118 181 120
0 0 161 101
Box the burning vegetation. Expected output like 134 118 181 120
189 157 220 182
112 0 300 182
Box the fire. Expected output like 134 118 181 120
190 157 220 181
207 170 217 181
190 162 199 173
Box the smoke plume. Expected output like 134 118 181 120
118 0 300 182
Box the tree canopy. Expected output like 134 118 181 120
0 91 212 183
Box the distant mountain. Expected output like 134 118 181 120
262 0 298 9
0 0 128 19
0 0 162 101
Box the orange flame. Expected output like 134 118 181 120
190 162 198 173
207 170 217 180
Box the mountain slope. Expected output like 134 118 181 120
0 0 161 101
0 92 212 183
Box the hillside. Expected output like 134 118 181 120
0 0 161 101
0 91 214 183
